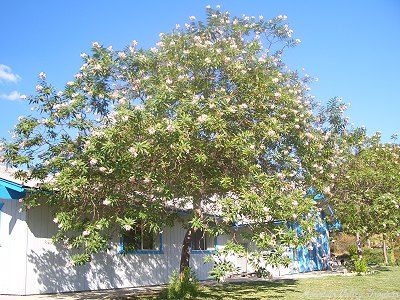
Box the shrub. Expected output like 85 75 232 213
391 246 400 265
330 233 356 255
363 248 385 265
348 244 358 258
208 260 237 282
255 266 272 279
165 267 199 300
205 241 245 282
346 245 369 274
354 257 369 274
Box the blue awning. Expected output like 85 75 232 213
0 178 26 200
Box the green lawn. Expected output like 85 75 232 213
128 266 400 300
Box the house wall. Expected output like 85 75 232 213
0 199 29 295
1 201 215 295
1 198 320 295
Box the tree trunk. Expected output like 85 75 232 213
383 235 389 265
179 198 203 277
179 227 193 275
356 232 363 257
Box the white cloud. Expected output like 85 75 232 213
0 64 21 83
0 90 21 101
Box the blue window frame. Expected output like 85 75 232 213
191 229 217 254
118 225 163 254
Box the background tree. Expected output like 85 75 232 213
330 135 400 263
1 6 355 276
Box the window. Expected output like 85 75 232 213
119 225 163 254
191 229 216 252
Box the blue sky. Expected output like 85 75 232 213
1 0 399 141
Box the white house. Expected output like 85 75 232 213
0 167 330 296
0 167 237 295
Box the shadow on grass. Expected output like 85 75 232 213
125 279 300 300
202 280 299 300
367 265 393 275
373 265 391 272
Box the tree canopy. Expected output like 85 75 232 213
330 137 400 239
0 7 358 272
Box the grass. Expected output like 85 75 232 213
124 266 400 300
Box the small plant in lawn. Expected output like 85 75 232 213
347 245 369 274
353 256 369 274
165 267 199 299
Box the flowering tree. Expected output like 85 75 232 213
1 7 352 275
329 137 400 262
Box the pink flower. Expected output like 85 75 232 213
123 224 132 231
39 72 46 80
118 52 127 59
65 260 74 268
197 114 208 123
166 124 175 132
128 147 138 157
